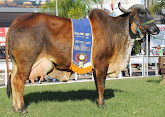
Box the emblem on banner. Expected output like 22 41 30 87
76 53 87 68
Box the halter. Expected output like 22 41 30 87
136 19 155 35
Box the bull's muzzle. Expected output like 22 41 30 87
149 26 160 35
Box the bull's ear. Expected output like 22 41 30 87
118 2 132 13
131 21 138 34
131 21 144 37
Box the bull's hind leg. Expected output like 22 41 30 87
12 71 26 113
11 63 33 114
93 64 108 107
10 62 17 110
7 62 17 98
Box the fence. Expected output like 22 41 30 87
0 55 162 86
129 55 160 77
0 59 12 85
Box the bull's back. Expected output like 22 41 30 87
8 13 71 47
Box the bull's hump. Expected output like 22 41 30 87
89 9 110 20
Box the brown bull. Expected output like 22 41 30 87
6 3 159 114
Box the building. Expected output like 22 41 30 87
0 0 49 59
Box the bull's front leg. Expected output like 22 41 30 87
93 64 108 107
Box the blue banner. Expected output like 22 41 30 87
70 18 93 74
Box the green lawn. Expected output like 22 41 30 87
0 76 165 117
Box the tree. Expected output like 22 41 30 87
134 40 141 54
41 0 103 19
149 0 165 14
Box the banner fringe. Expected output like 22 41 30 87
70 63 92 74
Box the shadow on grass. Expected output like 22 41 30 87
24 89 124 108
147 79 162 84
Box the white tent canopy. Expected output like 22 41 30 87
150 24 165 48
150 24 165 55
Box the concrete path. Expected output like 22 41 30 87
0 67 160 88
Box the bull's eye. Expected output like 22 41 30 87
139 13 145 17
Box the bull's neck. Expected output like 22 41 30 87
110 14 140 39
108 14 130 36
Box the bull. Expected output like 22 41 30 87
6 2 159 114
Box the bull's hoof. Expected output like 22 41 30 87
97 102 105 108
13 106 28 114
98 104 105 108
16 109 28 115
22 109 28 115
160 80 165 85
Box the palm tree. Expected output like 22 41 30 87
149 0 165 14
41 0 103 19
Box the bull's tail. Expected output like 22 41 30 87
6 26 11 98
6 75 11 98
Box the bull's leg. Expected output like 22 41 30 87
160 74 165 85
11 64 32 114
93 65 108 107
12 71 27 114
7 62 17 98
10 62 17 108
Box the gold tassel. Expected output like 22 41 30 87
70 63 92 74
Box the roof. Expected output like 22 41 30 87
152 45 165 48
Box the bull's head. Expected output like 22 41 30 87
118 2 160 38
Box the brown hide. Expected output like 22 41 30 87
89 9 134 77
6 3 159 113
107 38 134 77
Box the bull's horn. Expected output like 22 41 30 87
118 2 132 13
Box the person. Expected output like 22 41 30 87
131 47 135 55
153 48 156 55
140 47 145 55
156 45 163 55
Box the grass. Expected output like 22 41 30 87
0 76 165 117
